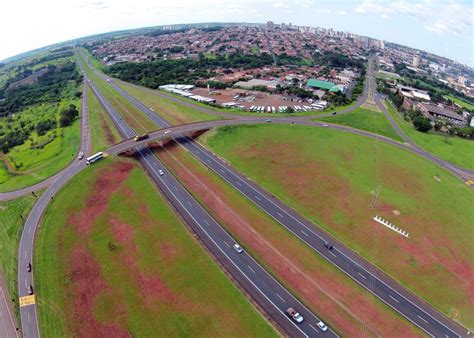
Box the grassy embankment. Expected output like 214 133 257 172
0 194 39 316
153 137 422 336
203 124 474 328
385 101 474 170
316 107 403 141
35 158 277 337
87 85 121 152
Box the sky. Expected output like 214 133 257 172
1 0 473 66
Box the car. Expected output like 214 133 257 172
286 307 304 323
27 263 32 272
324 243 334 250
233 244 243 253
317 321 328 332
27 285 34 295
266 119 272 122
164 130 172 135
78 151 84 160
332 112 337 115
158 170 164 176
322 124 328 127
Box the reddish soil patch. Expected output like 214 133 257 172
69 246 130 338
100 114 117 145
156 142 421 337
109 217 195 313
64 161 135 336
69 161 134 236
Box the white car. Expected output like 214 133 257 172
317 321 328 332
158 170 164 176
233 244 243 253
164 130 172 135
78 151 84 160
322 124 328 127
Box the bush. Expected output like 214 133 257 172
413 116 432 132
59 104 79 127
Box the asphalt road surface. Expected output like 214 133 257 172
17 83 92 338
87 77 337 337
98 76 467 336
0 273 18 338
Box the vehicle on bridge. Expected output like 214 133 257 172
134 134 149 142
86 152 104 165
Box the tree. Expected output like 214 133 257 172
413 116 432 132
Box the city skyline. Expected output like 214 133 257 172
1 0 473 67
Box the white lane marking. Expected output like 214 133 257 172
247 265 256 274
417 315 429 324
309 324 319 333
277 212 284 219
173 185 178 191
358 272 367 280
329 251 337 258
255 195 261 202
236 181 243 187
223 241 231 248
203 219 210 226
140 155 309 338
276 293 285 302
301 230 309 237
389 295 400 303
187 201 192 207
27 312 30 324
24 251 27 259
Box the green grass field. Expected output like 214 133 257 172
34 158 277 337
316 107 403 141
444 95 474 111
87 85 121 152
0 194 39 308
156 140 421 336
0 101 81 192
385 101 474 170
203 124 474 327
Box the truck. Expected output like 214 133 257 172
134 134 149 142
86 152 104 165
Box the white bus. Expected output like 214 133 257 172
86 152 104 165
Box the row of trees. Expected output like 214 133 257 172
105 53 275 89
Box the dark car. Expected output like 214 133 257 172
332 112 337 115
28 285 34 295
324 243 334 250
27 263 32 272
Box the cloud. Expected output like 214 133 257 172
355 0 472 37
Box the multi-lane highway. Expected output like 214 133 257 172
17 83 92 338
94 71 467 336
11 52 471 337
0 272 18 338
86 77 337 337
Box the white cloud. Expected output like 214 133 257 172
355 0 473 37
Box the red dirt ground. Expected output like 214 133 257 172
69 246 130 338
100 114 118 145
65 161 134 337
156 143 421 337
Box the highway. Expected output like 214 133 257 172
17 82 92 338
95 76 467 336
87 77 337 337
